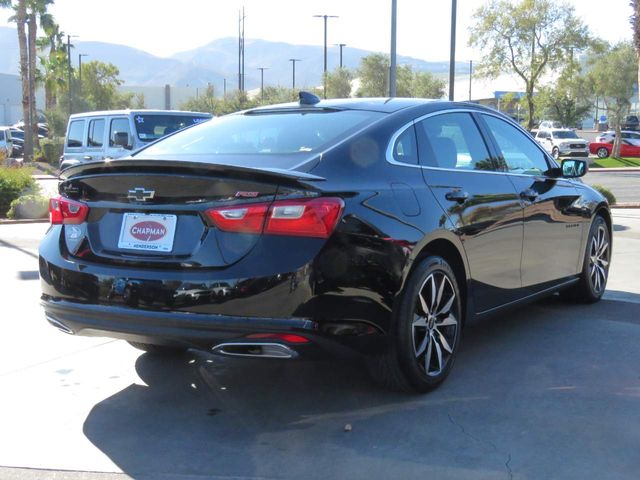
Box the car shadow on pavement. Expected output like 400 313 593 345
81 295 640 479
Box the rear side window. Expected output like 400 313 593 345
393 127 418 165
87 119 105 147
134 114 210 142
416 112 500 171
483 115 549 175
67 120 85 148
109 118 131 146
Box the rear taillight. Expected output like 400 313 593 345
205 197 344 239
49 196 89 225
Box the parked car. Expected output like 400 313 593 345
590 140 640 158
622 115 640 131
538 120 563 130
534 128 589 159
60 109 213 170
0 126 14 158
40 95 611 392
9 128 24 158
595 130 640 146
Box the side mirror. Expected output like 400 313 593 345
561 158 588 178
113 132 132 149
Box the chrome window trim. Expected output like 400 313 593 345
385 108 557 179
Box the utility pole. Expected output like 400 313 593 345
78 53 88 96
468 60 472 101
389 0 397 97
223 78 227 98
313 14 338 98
289 58 301 90
334 43 346 68
67 34 72 116
448 0 457 101
238 9 246 93
257 67 268 101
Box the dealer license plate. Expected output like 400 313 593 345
117 213 177 252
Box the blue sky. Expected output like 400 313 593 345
0 0 634 61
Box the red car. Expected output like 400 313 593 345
590 140 640 158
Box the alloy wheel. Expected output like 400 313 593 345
589 225 609 294
412 271 459 377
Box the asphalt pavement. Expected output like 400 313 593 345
583 170 640 204
0 213 639 479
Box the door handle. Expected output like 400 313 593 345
445 190 469 203
520 189 539 201
83 155 93 161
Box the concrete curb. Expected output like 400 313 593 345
0 218 48 224
589 167 640 172
611 203 640 209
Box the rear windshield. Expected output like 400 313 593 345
138 109 382 157
134 114 211 142
552 131 579 139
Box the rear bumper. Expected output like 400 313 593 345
41 298 382 358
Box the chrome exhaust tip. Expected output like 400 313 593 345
211 342 297 359
45 314 74 335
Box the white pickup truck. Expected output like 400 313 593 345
533 128 589 159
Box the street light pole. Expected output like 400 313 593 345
66 34 78 116
257 67 268 101
468 60 472 102
334 43 346 68
449 0 457 101
389 0 397 97
78 53 88 95
289 59 301 90
313 14 338 98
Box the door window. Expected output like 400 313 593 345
109 118 132 147
416 112 502 171
483 115 550 175
67 120 85 147
87 119 105 147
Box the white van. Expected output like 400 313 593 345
0 126 14 159
60 109 213 169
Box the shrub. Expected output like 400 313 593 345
35 137 64 165
591 184 617 205
7 194 49 219
0 167 36 216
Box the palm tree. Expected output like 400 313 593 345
631 1 640 91
38 12 65 110
0 0 33 160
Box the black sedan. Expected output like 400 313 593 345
39 95 611 392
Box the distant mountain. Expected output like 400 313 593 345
0 26 466 91
173 37 468 90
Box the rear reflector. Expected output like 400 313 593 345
246 333 310 344
206 197 344 239
49 196 89 225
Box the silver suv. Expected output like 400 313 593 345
61 109 213 170
534 128 588 159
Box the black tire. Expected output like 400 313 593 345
368 256 463 393
560 215 610 303
597 147 609 159
127 341 186 355
552 147 560 159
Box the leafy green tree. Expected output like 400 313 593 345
37 11 65 110
357 53 445 98
357 53 389 97
325 68 353 99
412 71 446 99
588 42 637 158
79 61 130 111
469 0 591 129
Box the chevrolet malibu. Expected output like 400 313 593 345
39 95 611 392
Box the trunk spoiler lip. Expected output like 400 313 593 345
59 158 326 183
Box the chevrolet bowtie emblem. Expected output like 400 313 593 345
127 187 155 202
